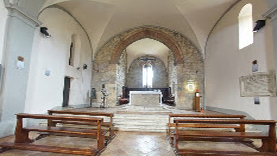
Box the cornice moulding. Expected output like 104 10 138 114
263 4 277 19
6 4 42 27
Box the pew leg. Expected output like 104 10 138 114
260 138 276 152
15 130 32 143
174 136 179 152
109 127 115 139
97 134 105 151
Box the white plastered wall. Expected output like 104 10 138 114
0 0 8 121
24 8 92 114
0 1 8 64
205 0 277 120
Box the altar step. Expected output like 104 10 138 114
113 114 169 132
116 105 172 114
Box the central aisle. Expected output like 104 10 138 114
101 131 175 156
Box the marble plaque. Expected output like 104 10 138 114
239 70 276 97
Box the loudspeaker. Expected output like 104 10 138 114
253 20 266 32
40 27 51 37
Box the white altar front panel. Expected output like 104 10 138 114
129 91 162 106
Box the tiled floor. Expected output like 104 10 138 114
0 131 265 156
0 131 175 156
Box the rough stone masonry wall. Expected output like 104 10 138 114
116 50 127 99
168 52 177 96
92 25 203 109
126 55 168 88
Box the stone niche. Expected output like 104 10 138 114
240 70 276 97
92 26 204 109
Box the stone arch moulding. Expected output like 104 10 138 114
109 28 184 64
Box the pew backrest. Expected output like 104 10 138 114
168 114 246 134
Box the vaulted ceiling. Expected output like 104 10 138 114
24 0 239 61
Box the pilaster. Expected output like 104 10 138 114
0 3 41 137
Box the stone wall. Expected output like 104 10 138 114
126 55 168 88
92 25 203 109
116 50 127 99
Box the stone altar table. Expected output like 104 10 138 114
129 91 162 106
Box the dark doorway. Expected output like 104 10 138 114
62 77 71 107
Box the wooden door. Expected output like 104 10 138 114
62 77 71 107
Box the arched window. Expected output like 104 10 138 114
143 63 153 88
239 4 253 49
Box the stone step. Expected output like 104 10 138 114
114 124 168 132
114 122 167 126
113 112 169 132
114 119 167 122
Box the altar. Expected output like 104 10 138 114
129 91 162 106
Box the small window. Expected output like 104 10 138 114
239 4 253 49
69 35 76 66
143 64 153 88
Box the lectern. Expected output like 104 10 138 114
195 89 200 112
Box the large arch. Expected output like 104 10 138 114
92 25 203 108
109 27 184 64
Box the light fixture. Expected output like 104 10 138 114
187 80 195 92
253 20 266 32
40 27 51 38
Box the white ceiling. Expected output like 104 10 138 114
41 0 238 64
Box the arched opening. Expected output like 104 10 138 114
109 28 184 64
239 3 253 49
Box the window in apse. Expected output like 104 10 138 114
239 4 253 49
143 64 153 88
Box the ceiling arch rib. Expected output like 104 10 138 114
110 28 184 64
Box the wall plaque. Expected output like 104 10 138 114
239 70 276 97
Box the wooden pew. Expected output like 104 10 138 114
168 114 246 136
47 110 115 141
0 113 108 156
173 119 276 156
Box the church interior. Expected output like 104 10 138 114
0 0 277 155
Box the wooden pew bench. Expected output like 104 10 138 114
168 114 246 145
173 119 276 156
168 114 246 135
0 113 108 156
47 110 115 142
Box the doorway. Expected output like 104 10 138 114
62 77 71 107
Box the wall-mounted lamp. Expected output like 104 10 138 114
83 64 88 70
252 60 258 72
187 80 195 92
40 27 51 38
253 20 266 32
